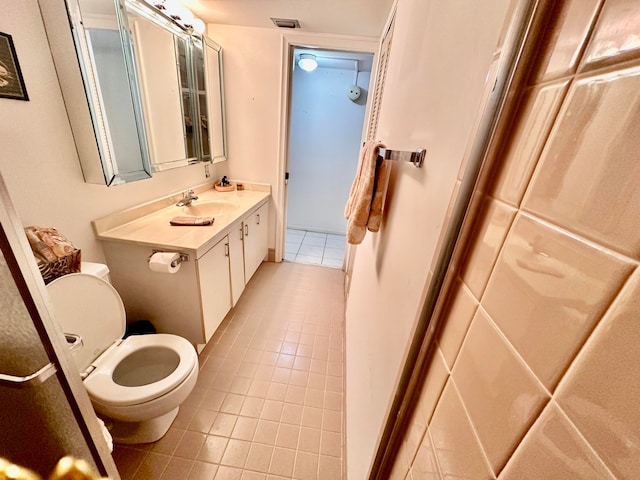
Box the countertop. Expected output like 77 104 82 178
92 183 271 258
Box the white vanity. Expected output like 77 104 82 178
92 183 270 350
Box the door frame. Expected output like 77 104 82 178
274 31 379 262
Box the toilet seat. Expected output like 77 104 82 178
84 333 197 407
47 273 198 408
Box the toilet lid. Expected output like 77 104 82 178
47 273 125 374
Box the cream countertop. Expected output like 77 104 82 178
92 182 270 259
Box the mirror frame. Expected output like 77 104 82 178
203 35 228 164
123 0 199 172
40 0 153 186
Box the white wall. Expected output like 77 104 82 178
0 0 226 263
345 0 512 477
287 65 371 234
206 24 284 250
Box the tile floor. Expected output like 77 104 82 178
112 261 346 480
284 230 346 269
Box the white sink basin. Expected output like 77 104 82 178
181 201 236 217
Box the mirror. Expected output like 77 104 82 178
39 0 153 185
123 0 197 171
203 36 228 163
39 0 228 185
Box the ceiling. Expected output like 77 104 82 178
181 0 396 38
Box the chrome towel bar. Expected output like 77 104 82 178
0 362 57 389
379 148 426 168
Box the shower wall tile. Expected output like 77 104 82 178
499 402 615 480
523 63 640 259
482 214 633 390
581 0 640 70
388 439 412 480
556 269 640 479
529 0 602 83
409 430 440 480
429 380 494 480
460 198 516 300
414 348 449 431
391 1 640 477
490 82 568 207
452 308 549 473
397 347 450 475
438 279 477 369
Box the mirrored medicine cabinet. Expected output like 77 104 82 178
39 0 227 186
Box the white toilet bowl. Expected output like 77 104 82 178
47 273 198 444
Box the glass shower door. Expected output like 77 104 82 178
0 174 118 478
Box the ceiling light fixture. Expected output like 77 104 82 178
298 53 318 72
138 0 205 35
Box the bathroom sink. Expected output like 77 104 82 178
181 200 236 217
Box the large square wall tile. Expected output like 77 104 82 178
460 198 516 300
499 402 614 480
523 62 640 259
529 0 602 82
490 82 568 207
482 214 633 389
581 0 640 70
452 308 549 473
429 379 494 479
556 269 640 479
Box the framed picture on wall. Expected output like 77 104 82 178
0 32 28 101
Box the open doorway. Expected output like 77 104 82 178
284 47 373 268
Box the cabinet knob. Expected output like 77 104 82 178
245 224 249 236
224 243 229 257
256 213 260 225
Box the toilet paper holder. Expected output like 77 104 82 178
147 251 189 268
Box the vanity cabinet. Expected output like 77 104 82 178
227 202 270 306
95 187 271 350
197 236 232 341
243 203 269 284
228 221 245 306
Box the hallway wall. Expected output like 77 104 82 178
390 1 640 478
344 0 513 478
287 64 371 234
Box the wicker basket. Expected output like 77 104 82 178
25 226 81 284
37 249 81 284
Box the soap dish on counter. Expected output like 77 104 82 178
214 183 235 192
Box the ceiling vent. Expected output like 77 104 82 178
271 18 301 29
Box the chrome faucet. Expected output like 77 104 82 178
176 189 198 207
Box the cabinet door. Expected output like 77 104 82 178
228 221 245 307
197 236 231 342
243 203 269 283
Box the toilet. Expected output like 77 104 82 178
47 270 199 444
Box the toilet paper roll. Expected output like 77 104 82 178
96 417 113 452
148 252 181 273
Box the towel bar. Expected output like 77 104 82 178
379 148 426 168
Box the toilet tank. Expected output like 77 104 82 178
80 262 111 284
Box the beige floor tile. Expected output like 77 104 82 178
320 430 343 458
254 420 279 446
298 427 321 454
275 423 300 449
210 413 239 437
232 417 259 441
221 439 251 468
293 451 319 480
245 443 274 473
269 447 296 477
113 262 346 479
